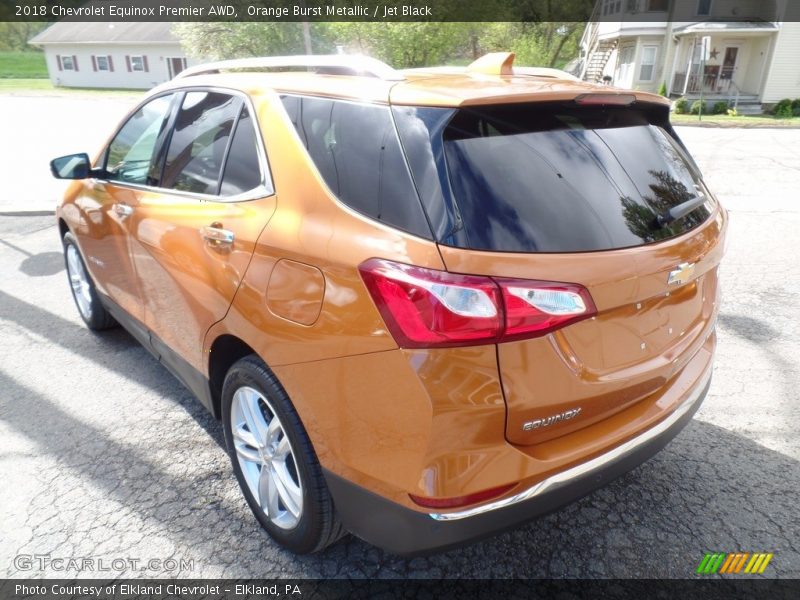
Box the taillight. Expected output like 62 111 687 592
358 259 596 349
358 258 502 348
574 93 636 106
501 280 596 342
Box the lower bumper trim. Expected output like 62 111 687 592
323 368 712 556
430 364 712 521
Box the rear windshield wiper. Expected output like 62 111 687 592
655 194 707 228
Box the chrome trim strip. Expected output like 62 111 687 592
94 86 274 202
428 365 713 521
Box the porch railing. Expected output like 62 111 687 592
672 72 735 95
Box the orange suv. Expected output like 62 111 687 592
51 53 726 555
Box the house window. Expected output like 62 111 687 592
602 0 623 15
697 0 712 15
95 55 111 71
639 46 658 81
61 55 75 71
647 0 669 11
130 56 145 72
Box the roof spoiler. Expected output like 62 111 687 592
468 52 516 76
174 54 405 81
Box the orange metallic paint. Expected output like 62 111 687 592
58 68 725 519
266 259 326 326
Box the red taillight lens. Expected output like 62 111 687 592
358 258 502 348
574 93 636 106
500 279 597 342
358 259 597 349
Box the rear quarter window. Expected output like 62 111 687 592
280 95 432 239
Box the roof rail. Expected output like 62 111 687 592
174 54 405 81
513 67 580 81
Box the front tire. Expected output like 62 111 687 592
221 355 345 553
62 232 117 330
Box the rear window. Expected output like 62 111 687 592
441 104 712 253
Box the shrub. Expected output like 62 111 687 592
674 97 689 114
712 101 729 115
658 81 667 97
727 108 738 117
690 100 706 115
792 106 800 118
791 98 800 111
773 98 792 117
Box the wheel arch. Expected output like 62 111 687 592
58 217 70 239
207 334 258 419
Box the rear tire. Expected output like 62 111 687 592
62 232 117 331
221 355 346 554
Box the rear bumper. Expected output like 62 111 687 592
324 367 712 556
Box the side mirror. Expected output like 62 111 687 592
50 153 92 179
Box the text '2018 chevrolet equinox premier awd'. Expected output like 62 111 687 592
51 52 726 555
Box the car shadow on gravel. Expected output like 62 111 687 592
2 356 798 578
0 289 224 448
2 289 798 578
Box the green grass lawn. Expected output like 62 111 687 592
671 112 800 128
0 51 48 78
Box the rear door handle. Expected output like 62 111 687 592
114 203 133 218
202 224 235 247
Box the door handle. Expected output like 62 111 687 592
202 223 235 247
114 203 133 218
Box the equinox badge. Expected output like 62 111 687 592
523 407 582 431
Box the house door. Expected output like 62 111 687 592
616 46 635 89
719 46 739 90
167 57 187 78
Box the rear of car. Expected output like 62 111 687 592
273 72 725 553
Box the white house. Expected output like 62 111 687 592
579 0 800 112
29 22 196 89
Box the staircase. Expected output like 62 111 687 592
583 39 618 83
731 96 763 115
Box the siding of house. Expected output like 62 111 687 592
43 43 192 89
762 22 800 102
671 0 776 21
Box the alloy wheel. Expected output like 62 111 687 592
230 386 303 529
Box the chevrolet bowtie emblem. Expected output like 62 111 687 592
667 262 695 286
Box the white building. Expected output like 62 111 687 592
29 22 196 90
579 0 800 112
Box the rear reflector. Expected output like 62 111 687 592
409 483 517 509
359 258 597 348
574 93 636 106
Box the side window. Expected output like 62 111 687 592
280 95 431 238
105 94 173 185
162 92 242 195
219 106 267 196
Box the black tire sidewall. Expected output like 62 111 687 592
62 232 108 330
221 358 325 554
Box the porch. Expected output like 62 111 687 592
667 22 778 112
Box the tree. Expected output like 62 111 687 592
326 22 470 67
173 21 582 70
173 22 335 60
0 22 48 52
